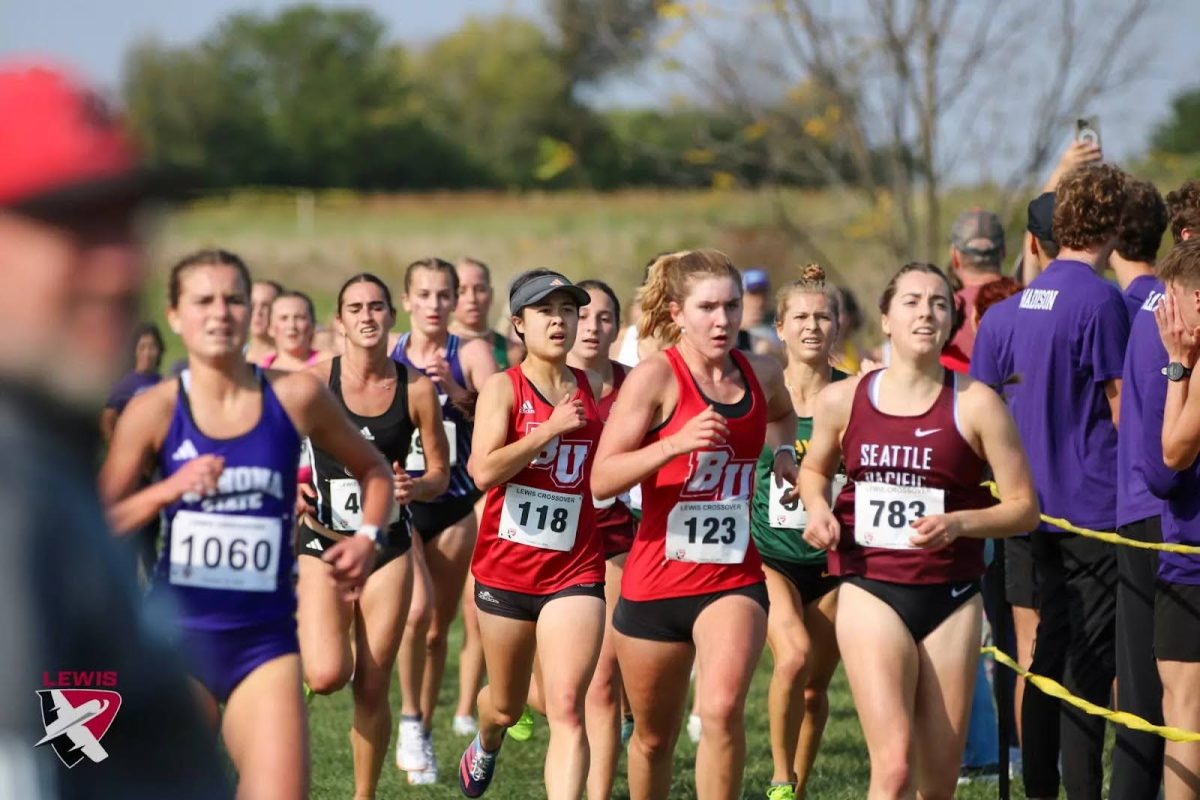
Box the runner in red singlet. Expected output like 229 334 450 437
566 279 634 799
799 262 1039 799
458 269 607 799
592 249 799 800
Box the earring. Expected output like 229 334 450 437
679 326 685 333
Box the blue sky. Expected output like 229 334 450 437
3 0 1198 171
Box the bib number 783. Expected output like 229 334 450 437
853 482 944 550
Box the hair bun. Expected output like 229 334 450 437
800 263 826 282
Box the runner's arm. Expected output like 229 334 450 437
919 381 1040 541
407 371 450 501
467 371 557 490
591 356 678 500
98 383 196 535
797 380 853 517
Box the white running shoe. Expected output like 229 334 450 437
407 732 438 785
686 713 702 743
395 718 427 772
453 714 479 737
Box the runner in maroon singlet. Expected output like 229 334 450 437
799 262 1039 799
592 249 799 800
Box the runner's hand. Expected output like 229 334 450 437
663 405 728 456
170 454 225 503
427 349 467 401
547 392 586 436
771 454 800 503
392 461 414 506
908 514 962 550
322 534 375 601
803 506 839 549
1155 292 1200 368
295 482 317 519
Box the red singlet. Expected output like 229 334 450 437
621 347 767 601
594 364 636 556
831 369 992 583
472 367 605 593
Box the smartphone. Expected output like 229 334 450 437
1076 117 1101 148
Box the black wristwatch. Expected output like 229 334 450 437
1162 362 1194 382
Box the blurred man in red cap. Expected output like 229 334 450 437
0 62 228 799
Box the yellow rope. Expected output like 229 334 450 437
982 646 1200 742
981 482 1200 555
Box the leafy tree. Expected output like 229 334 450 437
1153 88 1200 155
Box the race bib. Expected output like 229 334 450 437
666 500 750 563
768 474 848 530
329 478 400 531
498 484 581 551
169 510 281 592
853 482 944 550
406 421 458 471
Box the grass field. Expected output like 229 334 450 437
306 613 1025 799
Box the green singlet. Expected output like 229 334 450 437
490 330 509 370
750 368 848 565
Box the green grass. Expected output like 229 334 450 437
305 614 1018 799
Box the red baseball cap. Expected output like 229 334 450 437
0 62 184 215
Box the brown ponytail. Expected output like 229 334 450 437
636 249 741 344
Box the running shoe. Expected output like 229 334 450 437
766 784 797 800
408 732 438 785
303 682 315 706
458 733 501 797
395 716 427 772
507 706 535 742
620 714 634 748
686 712 702 743
956 763 1000 786
453 714 479 737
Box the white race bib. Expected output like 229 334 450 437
768 474 848 530
498 484 581 551
666 500 750 563
853 482 944 550
329 478 400 531
405 421 458 471
169 510 281 592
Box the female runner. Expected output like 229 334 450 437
800 262 1039 799
263 289 327 370
591 249 800 800
457 269 607 799
296 273 450 798
750 265 845 800
567 279 636 799
389 257 497 782
99 249 395 799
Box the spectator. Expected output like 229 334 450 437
740 267 781 356
948 208 1006 358
0 61 228 799
831 286 868 373
100 322 164 444
1008 163 1129 800
1112 179 1167 316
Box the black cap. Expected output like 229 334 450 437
1027 192 1056 244
508 271 591 315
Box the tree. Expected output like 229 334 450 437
645 0 1160 263
1153 87 1200 155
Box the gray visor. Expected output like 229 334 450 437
508 272 591 314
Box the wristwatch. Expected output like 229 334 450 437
355 524 384 552
1162 362 1194 382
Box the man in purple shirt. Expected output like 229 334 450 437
1006 164 1128 800
1150 234 1200 797
1109 180 1171 800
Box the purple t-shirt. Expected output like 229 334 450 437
968 294 1020 399
1008 260 1129 531
1117 282 1170 528
1123 273 1159 322
105 371 161 414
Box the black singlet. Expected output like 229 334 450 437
308 356 413 535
